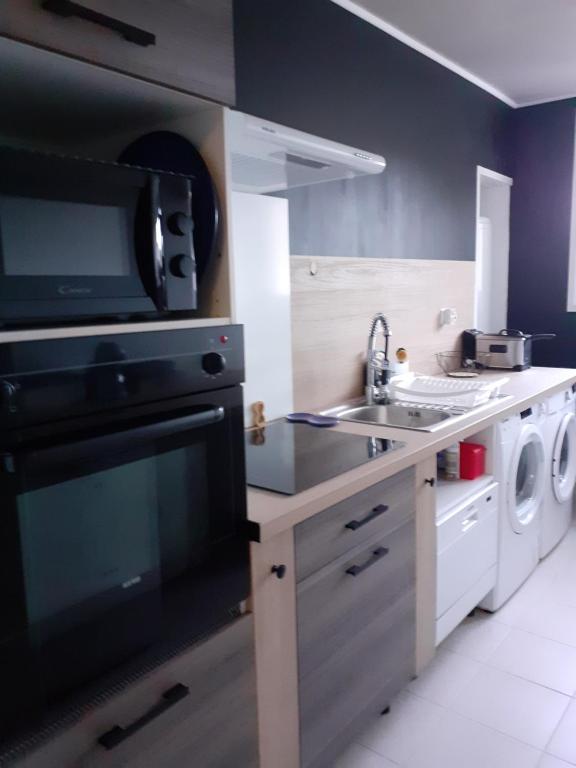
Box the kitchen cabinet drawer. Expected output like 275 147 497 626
298 519 415 680
9 615 257 768
299 591 415 768
295 467 415 581
0 0 235 105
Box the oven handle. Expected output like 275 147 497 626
9 407 225 467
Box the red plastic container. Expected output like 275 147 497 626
459 442 486 480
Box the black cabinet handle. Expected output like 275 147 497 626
271 564 287 579
345 504 389 531
98 683 189 750
346 546 389 577
42 0 157 47
425 477 436 487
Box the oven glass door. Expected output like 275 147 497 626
0 389 247 740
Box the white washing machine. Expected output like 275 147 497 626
540 389 576 558
481 404 546 611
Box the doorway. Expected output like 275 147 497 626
475 166 513 332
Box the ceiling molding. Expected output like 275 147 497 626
329 0 518 108
517 92 576 109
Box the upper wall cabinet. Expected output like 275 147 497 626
0 0 236 105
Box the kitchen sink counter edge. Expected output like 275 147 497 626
248 367 576 541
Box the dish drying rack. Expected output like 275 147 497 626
390 374 509 409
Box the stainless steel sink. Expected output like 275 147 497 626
333 403 453 430
323 396 513 432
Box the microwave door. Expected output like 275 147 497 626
134 173 166 312
0 150 159 323
0 405 229 708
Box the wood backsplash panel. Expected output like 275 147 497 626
291 256 475 412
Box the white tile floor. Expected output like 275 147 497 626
336 525 576 768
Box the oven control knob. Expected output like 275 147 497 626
167 212 193 236
170 254 194 278
202 352 226 376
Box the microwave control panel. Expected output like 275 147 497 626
161 175 196 311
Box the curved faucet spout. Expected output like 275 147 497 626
366 313 392 405
369 312 391 358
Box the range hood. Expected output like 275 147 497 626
228 110 386 193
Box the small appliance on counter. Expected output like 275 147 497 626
462 328 556 371
245 420 404 495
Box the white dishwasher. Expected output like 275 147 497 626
436 480 499 644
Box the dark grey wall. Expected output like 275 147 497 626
234 0 511 261
508 100 576 367
271 175 389 260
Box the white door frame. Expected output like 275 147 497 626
475 166 513 331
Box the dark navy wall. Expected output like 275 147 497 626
508 100 576 367
233 0 511 261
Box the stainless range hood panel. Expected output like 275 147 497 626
228 110 386 193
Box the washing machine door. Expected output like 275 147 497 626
552 412 576 503
508 423 545 532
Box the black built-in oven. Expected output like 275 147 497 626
0 146 199 326
0 325 248 750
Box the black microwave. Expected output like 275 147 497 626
0 146 199 326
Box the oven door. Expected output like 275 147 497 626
0 148 165 324
0 387 247 738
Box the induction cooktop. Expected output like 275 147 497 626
245 420 405 495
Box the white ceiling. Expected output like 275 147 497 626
332 0 576 107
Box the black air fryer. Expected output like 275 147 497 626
461 329 483 365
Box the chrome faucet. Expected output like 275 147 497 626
366 313 391 405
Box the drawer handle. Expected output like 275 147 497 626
346 546 389 576
345 504 389 531
97 683 189 750
42 0 157 47
461 513 479 533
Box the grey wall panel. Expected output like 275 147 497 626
234 0 512 261
508 99 576 367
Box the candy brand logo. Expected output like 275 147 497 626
57 285 92 295
122 576 142 590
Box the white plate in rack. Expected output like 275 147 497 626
390 374 509 408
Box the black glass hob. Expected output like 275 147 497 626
245 420 405 495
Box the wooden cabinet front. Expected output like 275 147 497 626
9 615 257 768
295 467 415 582
295 471 417 768
0 0 236 105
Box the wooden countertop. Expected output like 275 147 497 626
247 367 576 540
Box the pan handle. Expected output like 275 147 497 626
530 334 556 342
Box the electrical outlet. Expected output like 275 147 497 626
440 307 457 326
